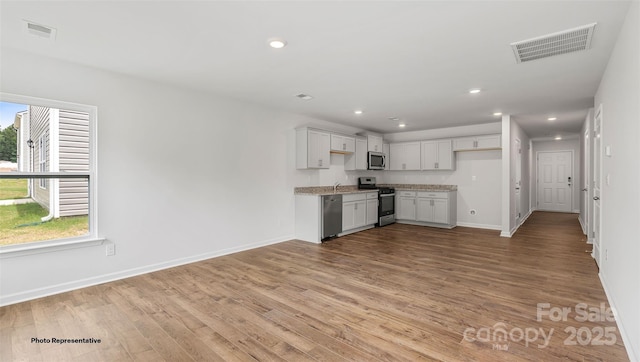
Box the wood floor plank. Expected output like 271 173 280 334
0 212 629 361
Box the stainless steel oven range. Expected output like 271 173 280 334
357 177 395 227
377 187 396 226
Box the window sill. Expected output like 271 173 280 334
0 237 106 259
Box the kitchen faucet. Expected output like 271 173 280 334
333 182 341 193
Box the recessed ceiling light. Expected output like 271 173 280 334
354 110 363 115
469 89 481 94
268 38 287 49
398 123 406 128
493 112 502 116
295 93 313 100
554 136 562 140
548 117 557 121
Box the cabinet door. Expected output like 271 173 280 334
342 202 356 232
354 200 367 228
366 199 378 225
437 140 454 170
432 199 449 224
344 137 356 153
330 134 344 152
452 137 476 151
356 138 367 170
397 196 416 220
368 135 383 152
421 141 438 170
389 143 403 170
416 198 434 222
309 130 330 168
476 134 501 149
404 142 421 170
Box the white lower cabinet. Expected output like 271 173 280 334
366 197 378 225
416 197 448 224
396 190 457 228
342 192 378 232
396 192 417 220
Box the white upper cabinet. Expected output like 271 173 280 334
330 134 355 153
345 137 367 171
390 142 421 170
421 140 454 170
453 134 501 151
296 128 330 169
367 135 383 152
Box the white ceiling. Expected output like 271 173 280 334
0 1 633 137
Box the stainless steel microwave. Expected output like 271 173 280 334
368 151 385 170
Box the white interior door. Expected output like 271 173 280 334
515 138 522 223
592 107 602 266
537 151 572 212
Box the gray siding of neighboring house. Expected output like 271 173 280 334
29 106 50 209
58 110 89 217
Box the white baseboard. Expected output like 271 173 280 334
456 222 501 230
578 215 587 235
0 235 292 307
500 209 533 238
599 272 638 362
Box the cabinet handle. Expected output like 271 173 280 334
403 163 406 170
318 159 322 167
343 143 346 150
355 203 358 210
435 162 439 169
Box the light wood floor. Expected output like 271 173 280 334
1 212 628 361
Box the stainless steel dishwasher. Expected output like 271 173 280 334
321 194 342 241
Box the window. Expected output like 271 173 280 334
0 93 100 254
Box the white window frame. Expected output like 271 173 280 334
38 135 46 189
0 92 104 258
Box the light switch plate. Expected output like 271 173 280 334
605 145 612 157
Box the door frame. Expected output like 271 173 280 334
535 149 574 212
514 137 522 224
591 104 603 266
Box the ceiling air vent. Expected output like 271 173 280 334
23 20 57 40
295 94 314 100
511 23 596 63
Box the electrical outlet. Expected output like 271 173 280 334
106 243 115 256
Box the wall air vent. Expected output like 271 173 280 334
510 23 596 63
23 20 57 40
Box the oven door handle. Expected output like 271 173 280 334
379 194 395 198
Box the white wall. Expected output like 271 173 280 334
382 124 502 229
593 2 640 360
531 138 581 212
0 48 367 305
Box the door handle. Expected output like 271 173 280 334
593 196 600 200
582 188 588 191
515 187 520 190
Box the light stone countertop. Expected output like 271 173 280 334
294 184 457 195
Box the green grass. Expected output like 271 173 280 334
0 202 88 246
0 178 29 200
